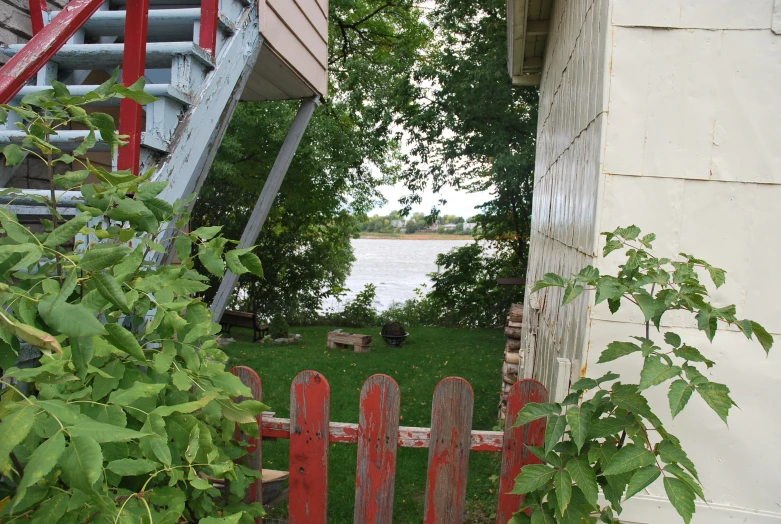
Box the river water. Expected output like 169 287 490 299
323 238 474 311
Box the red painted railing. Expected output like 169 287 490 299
28 0 48 36
231 367 548 524
0 0 106 104
117 0 150 174
200 0 220 56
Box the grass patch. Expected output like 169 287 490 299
223 325 506 523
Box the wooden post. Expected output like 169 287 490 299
424 377 474 524
199 0 220 56
230 365 263 520
354 375 400 524
289 371 330 524
210 96 319 322
117 0 149 174
496 379 548 523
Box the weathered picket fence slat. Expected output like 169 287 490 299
230 366 263 508
289 370 330 524
497 379 548 523
424 377 474 524
229 368 549 524
354 374 400 524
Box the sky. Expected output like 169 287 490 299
369 183 492 220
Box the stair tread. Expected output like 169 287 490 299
0 130 169 153
50 8 200 40
15 84 191 106
3 42 214 70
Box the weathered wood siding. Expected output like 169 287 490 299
245 0 328 100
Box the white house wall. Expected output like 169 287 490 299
523 0 781 521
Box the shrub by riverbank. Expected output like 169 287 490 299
223 325 506 523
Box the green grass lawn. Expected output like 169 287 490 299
222 325 506 523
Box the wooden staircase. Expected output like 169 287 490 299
0 0 261 213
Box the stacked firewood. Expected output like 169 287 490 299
498 304 523 420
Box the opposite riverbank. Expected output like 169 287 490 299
358 232 474 240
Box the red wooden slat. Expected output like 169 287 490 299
230 366 263 517
354 374 400 524
117 0 149 174
0 0 107 104
199 0 219 55
28 0 48 35
289 371 330 524
496 379 548 524
423 377 474 524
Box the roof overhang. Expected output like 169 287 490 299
507 0 553 86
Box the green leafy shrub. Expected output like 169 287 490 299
268 313 290 339
510 226 773 524
0 77 267 522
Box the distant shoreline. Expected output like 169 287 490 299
358 232 474 240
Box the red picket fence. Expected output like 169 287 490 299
229 367 549 524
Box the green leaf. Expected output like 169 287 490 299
93 272 130 312
60 435 103 492
0 309 63 354
151 395 214 417
586 416 633 439
79 245 131 271
109 382 165 406
200 514 244 524
225 249 250 275
174 235 192 262
566 456 598 507
544 414 567 454
185 424 200 464
238 252 264 277
73 129 97 156
67 420 148 443
610 384 653 419
88 113 118 155
673 345 715 368
554 468 573 515
217 399 257 424
14 431 66 506
663 332 682 348
512 402 560 427
144 197 174 221
198 244 225 277
601 444 655 476
43 212 92 248
570 378 598 391
625 465 660 500
110 83 158 105
695 382 736 424
53 170 90 189
695 308 718 342
172 370 192 391
750 321 773 353
707 266 726 288
509 464 556 494
0 405 36 475
657 440 698 480
192 226 222 240
38 297 106 338
633 291 657 322
664 464 704 501
106 458 159 476
1 144 26 166
30 491 69 523
141 434 172 466
104 323 146 362
638 356 681 391
565 403 593 451
154 340 176 373
598 341 641 363
562 284 584 306
663 477 695 524
595 277 624 305
531 273 569 293
668 379 695 418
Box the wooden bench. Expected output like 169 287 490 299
219 310 268 342
327 331 372 353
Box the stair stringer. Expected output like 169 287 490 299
152 2 262 219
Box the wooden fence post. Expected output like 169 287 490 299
354 374 400 524
424 377 474 524
289 371 331 524
496 379 548 523
230 366 263 522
